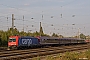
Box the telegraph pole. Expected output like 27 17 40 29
40 22 44 36
61 6 62 18
7 16 9 30
12 14 14 30
23 15 25 36
23 15 24 32
78 28 80 39
42 11 43 20
40 22 41 37
12 14 14 35
39 11 44 36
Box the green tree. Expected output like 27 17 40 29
59 35 63 38
0 27 64 47
52 33 59 37
80 33 86 39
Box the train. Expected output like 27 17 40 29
85 39 90 43
8 35 87 49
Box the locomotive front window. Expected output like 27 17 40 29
9 38 16 42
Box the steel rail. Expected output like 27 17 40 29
0 44 89 60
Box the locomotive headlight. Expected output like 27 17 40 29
14 44 16 45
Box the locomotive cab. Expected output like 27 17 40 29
8 36 20 49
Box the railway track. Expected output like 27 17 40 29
0 47 8 52
0 44 90 60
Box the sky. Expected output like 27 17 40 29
0 0 90 37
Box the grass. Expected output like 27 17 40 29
32 49 90 60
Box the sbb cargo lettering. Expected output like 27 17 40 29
22 39 32 45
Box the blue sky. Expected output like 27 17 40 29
0 0 90 37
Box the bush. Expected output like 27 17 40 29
32 50 90 60
0 40 8 47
